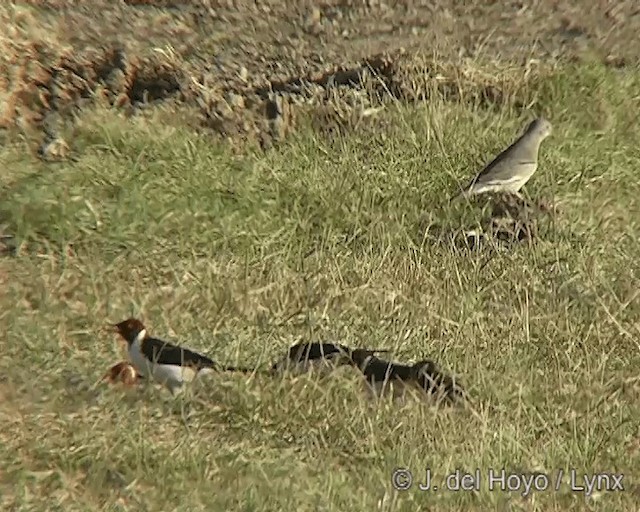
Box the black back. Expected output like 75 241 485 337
269 342 349 371
353 355 465 403
289 342 351 361
140 337 218 370
357 356 413 382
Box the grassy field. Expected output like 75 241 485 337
1 60 639 511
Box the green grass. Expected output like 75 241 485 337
1 61 639 511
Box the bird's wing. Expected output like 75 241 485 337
140 337 217 369
473 145 516 182
270 342 346 372
359 357 404 381
289 342 345 361
474 130 542 182
450 152 509 200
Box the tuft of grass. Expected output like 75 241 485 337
1 61 639 511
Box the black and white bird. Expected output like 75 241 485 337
112 318 250 395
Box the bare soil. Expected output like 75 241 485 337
2 0 639 151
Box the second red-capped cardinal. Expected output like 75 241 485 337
101 361 142 387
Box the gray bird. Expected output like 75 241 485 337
452 118 552 201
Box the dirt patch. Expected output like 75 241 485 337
420 193 557 252
1 1 640 150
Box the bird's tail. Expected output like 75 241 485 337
218 365 257 374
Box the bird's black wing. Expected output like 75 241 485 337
220 365 256 373
358 356 411 382
270 342 350 372
348 348 391 367
287 342 349 362
140 337 217 369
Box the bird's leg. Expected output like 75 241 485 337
512 191 537 210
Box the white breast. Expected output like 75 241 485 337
128 333 185 391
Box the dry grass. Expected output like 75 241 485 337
1 56 640 511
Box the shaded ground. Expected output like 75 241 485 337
1 0 639 152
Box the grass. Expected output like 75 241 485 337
1 60 639 511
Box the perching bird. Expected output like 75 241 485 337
452 118 552 201
101 361 142 387
112 318 251 395
270 341 389 374
348 351 465 404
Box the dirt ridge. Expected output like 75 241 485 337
1 1 638 150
